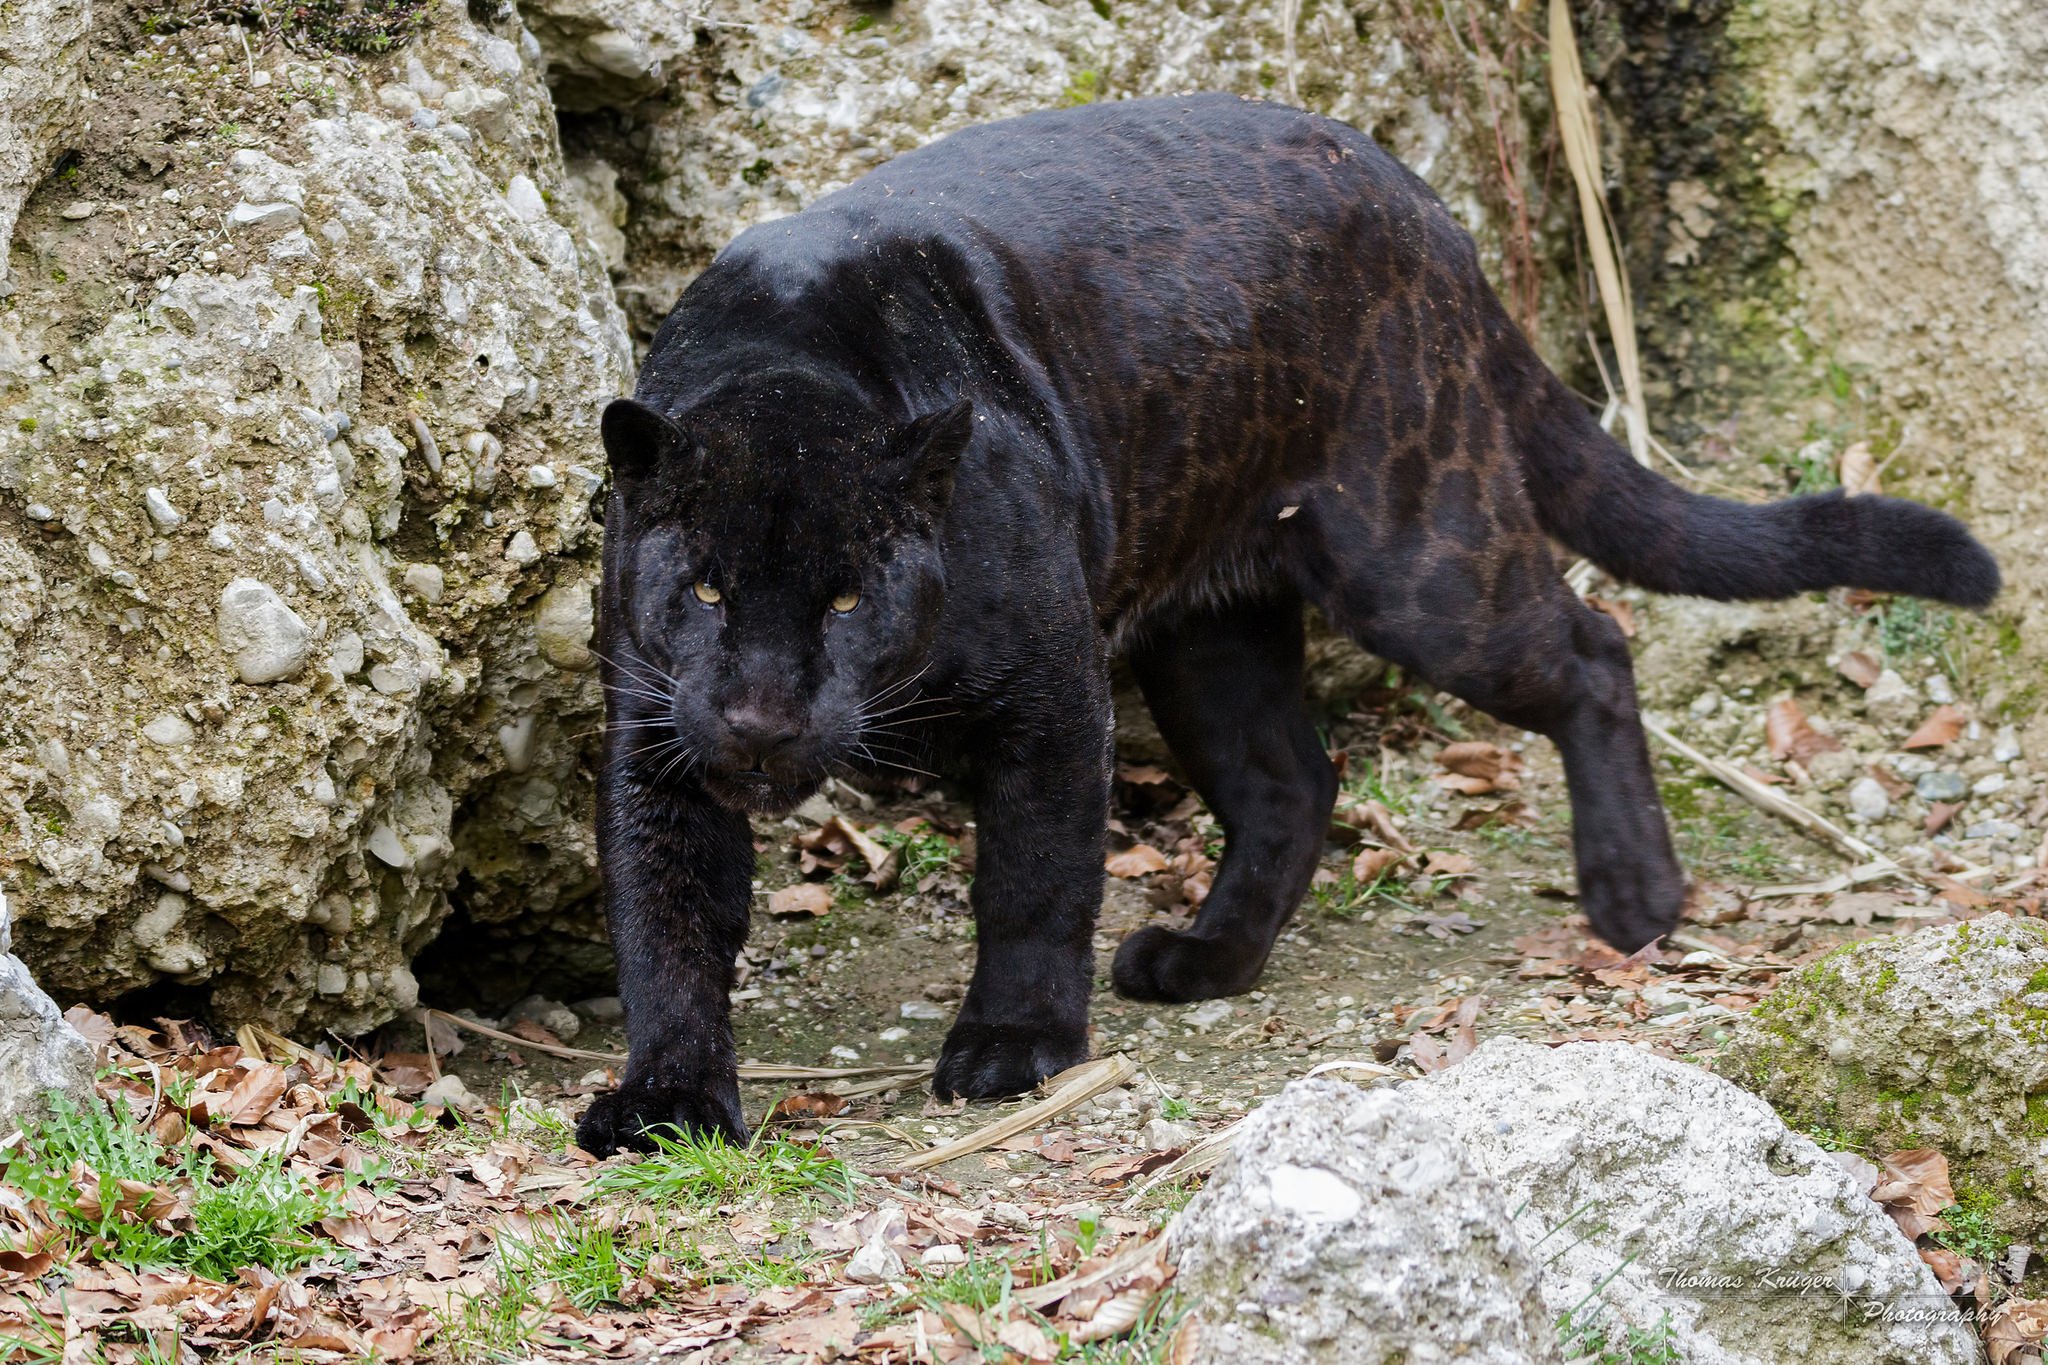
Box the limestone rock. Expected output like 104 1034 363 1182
0 890 96 1133
1721 913 2048 1243
0 4 629 1030
1406 1039 1975 1365
1169 1078 1559 1365
547 0 1567 351
216 578 312 684
0 0 91 288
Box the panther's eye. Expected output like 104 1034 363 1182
830 588 861 615
693 581 722 605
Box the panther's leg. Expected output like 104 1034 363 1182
1111 587 1338 1001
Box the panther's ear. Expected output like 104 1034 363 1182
600 398 689 489
892 398 975 518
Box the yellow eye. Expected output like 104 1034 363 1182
693 581 721 605
830 589 861 614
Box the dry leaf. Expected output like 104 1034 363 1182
1903 705 1967 750
1106 845 1169 878
1836 650 1883 689
997 1319 1056 1361
1350 847 1404 884
1765 698 1843 764
1985 1299 2048 1365
1925 802 1964 835
769 884 834 917
1422 850 1475 877
1434 742 1523 794
771 1092 849 1122
1585 595 1637 637
1333 799 1415 853
1839 441 1882 497
1918 1245 1967 1294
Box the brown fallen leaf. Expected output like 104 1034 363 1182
1585 595 1637 637
1903 704 1967 750
1106 845 1169 878
505 1018 562 1048
1985 1299 2048 1365
1839 441 1882 497
1836 649 1883 689
1872 1148 1955 1241
1434 741 1523 794
768 884 834 918
1422 850 1475 877
1919 1245 1967 1295
1867 764 1913 801
1333 799 1415 853
1765 698 1843 764
771 1092 849 1123
1351 847 1405 884
1925 802 1964 835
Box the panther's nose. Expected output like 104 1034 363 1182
721 703 801 768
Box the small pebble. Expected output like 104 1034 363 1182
1915 771 1969 803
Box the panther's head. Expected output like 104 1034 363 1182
598 373 973 814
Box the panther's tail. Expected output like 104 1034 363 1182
1514 370 1999 608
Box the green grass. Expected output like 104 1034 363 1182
1159 1096 1191 1121
1934 1187 2010 1266
873 823 960 887
1557 1307 1681 1365
0 1093 375 1280
586 1127 854 1209
1877 597 1956 666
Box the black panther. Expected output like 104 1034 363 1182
576 94 1998 1155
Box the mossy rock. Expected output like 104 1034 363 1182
1720 913 2048 1242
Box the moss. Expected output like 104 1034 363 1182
1060 69 1100 106
16 417 36 433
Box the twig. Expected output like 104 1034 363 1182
417 1008 932 1085
1550 0 1650 467
1640 715 1898 870
1279 0 1302 105
896 1054 1138 1172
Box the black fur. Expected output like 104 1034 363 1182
578 95 1999 1155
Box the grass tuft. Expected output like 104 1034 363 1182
586 1128 854 1209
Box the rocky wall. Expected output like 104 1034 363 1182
0 0 630 1030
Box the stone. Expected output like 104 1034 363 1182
1862 670 1921 730
1404 1039 1974 1365
1914 770 1969 803
0 0 627 1030
143 487 185 533
0 890 97 1132
1185 999 1234 1032
225 200 303 235
215 578 312 684
1169 1078 1558 1365
1993 726 2023 763
1721 914 2048 1245
509 993 581 1042
520 0 700 112
899 1000 945 1021
420 1073 481 1113
142 713 196 748
1846 776 1890 822
535 579 596 671
573 995 623 1020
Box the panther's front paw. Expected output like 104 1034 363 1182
576 1076 747 1156
933 1020 1087 1101
1111 925 1265 1002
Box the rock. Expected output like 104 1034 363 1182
1405 1039 1974 1365
420 1073 481 1113
1185 999 1234 1032
1862 670 1921 730
844 1208 908 1285
1 4 627 1030
509 993 581 1042
1846 776 1890 822
215 578 312 684
1721 913 2048 1244
535 579 596 671
521 0 698 112
1169 1078 1559 1365
1914 770 1969 803
0 0 91 287
1143 1117 1196 1151
899 1000 945 1021
0 890 97 1132
142 713 196 748
573 994 623 1020
1992 726 2023 763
